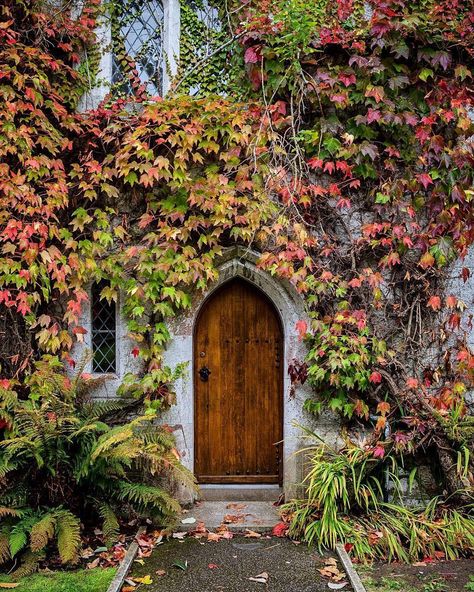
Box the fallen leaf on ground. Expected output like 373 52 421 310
207 532 221 542
192 521 207 535
155 569 166 576
132 575 153 585
249 572 269 584
134 559 145 565
328 582 348 590
223 513 244 524
172 559 188 571
216 524 233 538
94 546 108 553
272 522 288 537
208 563 219 569
244 529 262 538
318 558 345 582
181 517 196 524
172 531 187 539
122 587 135 592
136 533 154 548
226 503 247 510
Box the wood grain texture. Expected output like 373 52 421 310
194 279 283 484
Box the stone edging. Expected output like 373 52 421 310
335 544 367 592
106 526 146 592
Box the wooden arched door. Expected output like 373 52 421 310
194 278 283 484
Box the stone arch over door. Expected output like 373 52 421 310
162 247 330 501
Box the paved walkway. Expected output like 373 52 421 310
129 535 344 592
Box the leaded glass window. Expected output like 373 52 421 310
91 281 117 374
112 0 165 96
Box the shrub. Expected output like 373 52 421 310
0 356 195 570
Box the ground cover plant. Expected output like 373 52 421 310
0 0 473 570
0 567 116 591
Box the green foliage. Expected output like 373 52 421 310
465 576 474 591
176 0 233 95
0 567 116 592
286 434 474 562
0 359 196 566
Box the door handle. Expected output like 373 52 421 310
199 366 211 382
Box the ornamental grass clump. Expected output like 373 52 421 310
286 434 473 562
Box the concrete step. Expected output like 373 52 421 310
198 485 283 502
178 500 282 532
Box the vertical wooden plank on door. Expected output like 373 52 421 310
194 278 283 484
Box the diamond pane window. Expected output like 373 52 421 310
91 281 117 374
112 0 165 96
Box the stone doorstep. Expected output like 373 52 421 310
198 485 283 502
178 500 281 532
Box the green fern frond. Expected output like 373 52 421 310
98 503 119 546
90 426 134 461
30 512 56 552
0 487 28 508
0 456 18 478
118 482 180 515
82 399 129 420
54 509 81 564
9 527 28 558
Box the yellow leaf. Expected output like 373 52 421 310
133 575 153 585
0 584 20 588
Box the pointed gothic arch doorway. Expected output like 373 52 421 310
194 278 284 484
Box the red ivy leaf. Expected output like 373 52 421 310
369 371 382 384
244 46 260 64
427 295 441 310
295 320 308 341
417 173 433 189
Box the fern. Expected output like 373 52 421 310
9 526 28 557
30 512 56 552
0 507 19 518
55 509 81 564
0 532 10 565
0 457 18 478
0 362 191 565
98 503 119 546
9 550 43 580
118 482 181 515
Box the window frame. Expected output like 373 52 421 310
89 282 120 377
78 0 180 110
